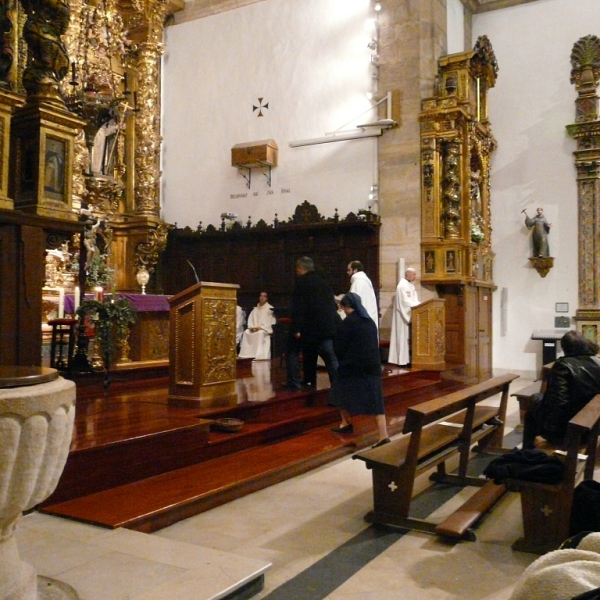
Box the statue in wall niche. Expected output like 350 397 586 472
470 169 485 243
21 0 70 102
523 207 551 258
0 1 14 88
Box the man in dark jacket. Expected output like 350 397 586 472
522 330 600 448
282 256 338 390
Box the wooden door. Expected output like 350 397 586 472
477 286 492 380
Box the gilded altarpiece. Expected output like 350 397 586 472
567 35 600 344
419 37 498 382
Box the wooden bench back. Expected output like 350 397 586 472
563 394 600 482
403 373 519 434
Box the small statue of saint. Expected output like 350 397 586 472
523 207 551 258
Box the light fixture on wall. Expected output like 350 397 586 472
374 2 382 11
368 184 379 212
367 39 378 51
289 92 396 148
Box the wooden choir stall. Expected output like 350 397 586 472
168 281 240 407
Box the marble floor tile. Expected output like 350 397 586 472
14 392 536 600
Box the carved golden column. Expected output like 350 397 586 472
101 0 177 293
567 35 600 342
131 0 168 217
1 0 19 90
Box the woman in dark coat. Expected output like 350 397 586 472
329 292 390 448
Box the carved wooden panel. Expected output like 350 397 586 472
201 298 237 385
174 301 195 386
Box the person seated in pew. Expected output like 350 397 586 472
522 330 600 449
238 291 276 360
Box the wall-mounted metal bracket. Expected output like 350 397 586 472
237 166 251 189
257 162 272 187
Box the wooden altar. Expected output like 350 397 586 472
63 293 171 365
168 281 239 407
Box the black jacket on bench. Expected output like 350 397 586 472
537 354 600 442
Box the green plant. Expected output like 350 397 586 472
86 253 114 288
76 297 137 366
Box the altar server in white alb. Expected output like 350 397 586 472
389 268 419 366
238 291 277 360
347 261 378 331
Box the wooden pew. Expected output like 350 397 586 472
353 373 519 539
511 363 552 426
505 394 600 554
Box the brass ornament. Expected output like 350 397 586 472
135 220 171 274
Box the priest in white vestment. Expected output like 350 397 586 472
238 292 276 360
389 268 419 366
347 261 378 331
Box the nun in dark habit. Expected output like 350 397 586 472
329 292 390 448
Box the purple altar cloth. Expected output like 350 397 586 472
65 293 171 314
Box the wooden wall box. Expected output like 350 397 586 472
231 140 278 167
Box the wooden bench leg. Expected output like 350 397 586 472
512 487 572 554
370 467 414 521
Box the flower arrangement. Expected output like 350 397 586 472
76 297 137 367
470 223 484 243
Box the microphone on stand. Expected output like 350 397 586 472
186 260 200 283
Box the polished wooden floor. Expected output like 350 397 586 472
40 359 467 533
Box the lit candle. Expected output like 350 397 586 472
94 286 104 302
74 286 80 313
58 287 65 319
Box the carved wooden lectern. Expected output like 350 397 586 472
168 281 240 407
411 299 446 370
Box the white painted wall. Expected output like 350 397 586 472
161 0 377 229
447 0 465 55
161 0 597 377
473 0 600 376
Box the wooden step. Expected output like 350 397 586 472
45 403 340 504
41 367 467 530
41 417 396 532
